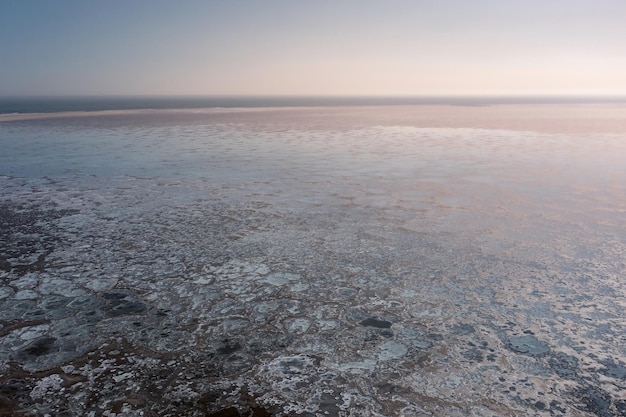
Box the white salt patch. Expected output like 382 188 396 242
265 272 301 286
30 374 64 400
378 341 408 361
286 318 311 334
15 290 38 300
19 324 51 340
0 287 15 299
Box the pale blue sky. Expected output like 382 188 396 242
2 0 625 96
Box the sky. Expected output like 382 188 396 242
1 0 626 96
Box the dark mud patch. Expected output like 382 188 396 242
360 317 392 328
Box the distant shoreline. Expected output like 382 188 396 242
2 103 626 134
3 95 626 116
0 107 278 122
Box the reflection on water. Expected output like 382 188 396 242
1 107 625 416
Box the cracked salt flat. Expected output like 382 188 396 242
1 108 626 416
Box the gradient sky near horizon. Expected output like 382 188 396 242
2 0 626 96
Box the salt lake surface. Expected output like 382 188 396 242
1 106 625 416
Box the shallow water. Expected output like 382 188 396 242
1 107 625 416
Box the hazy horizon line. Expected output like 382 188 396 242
3 94 626 116
4 93 626 98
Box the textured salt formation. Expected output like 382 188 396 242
1 111 626 416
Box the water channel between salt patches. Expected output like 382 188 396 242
0 106 625 416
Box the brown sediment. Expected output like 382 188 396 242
0 396 26 417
